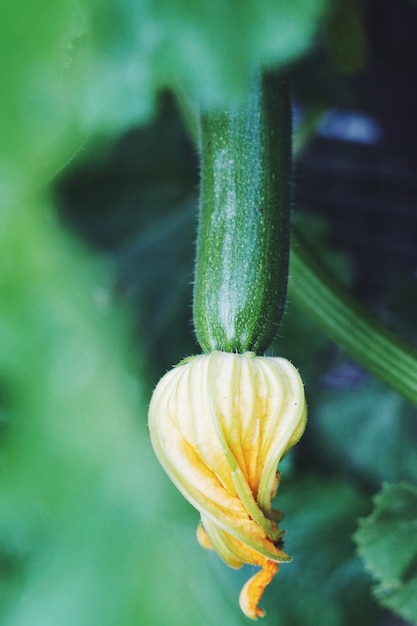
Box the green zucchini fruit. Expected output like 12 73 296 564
193 71 292 354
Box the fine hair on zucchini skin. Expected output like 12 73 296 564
193 70 292 355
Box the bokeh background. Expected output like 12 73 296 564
1 0 417 624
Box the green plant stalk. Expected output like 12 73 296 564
194 72 292 354
290 231 417 405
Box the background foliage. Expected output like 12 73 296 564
1 0 417 624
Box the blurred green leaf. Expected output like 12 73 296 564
311 376 417 487
0 0 88 198
75 0 328 152
0 0 327 211
142 0 326 108
253 477 379 625
0 196 250 626
354 482 417 624
0 196 146 623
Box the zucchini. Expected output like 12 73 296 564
193 70 292 354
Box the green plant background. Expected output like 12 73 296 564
1 0 417 624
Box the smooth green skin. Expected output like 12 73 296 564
193 72 292 354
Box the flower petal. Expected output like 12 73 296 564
148 350 307 618
239 559 280 620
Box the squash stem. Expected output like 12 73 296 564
290 232 417 405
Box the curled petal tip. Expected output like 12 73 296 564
239 560 279 620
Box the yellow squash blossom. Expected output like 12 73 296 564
148 351 307 619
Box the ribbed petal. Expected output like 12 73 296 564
148 350 307 618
